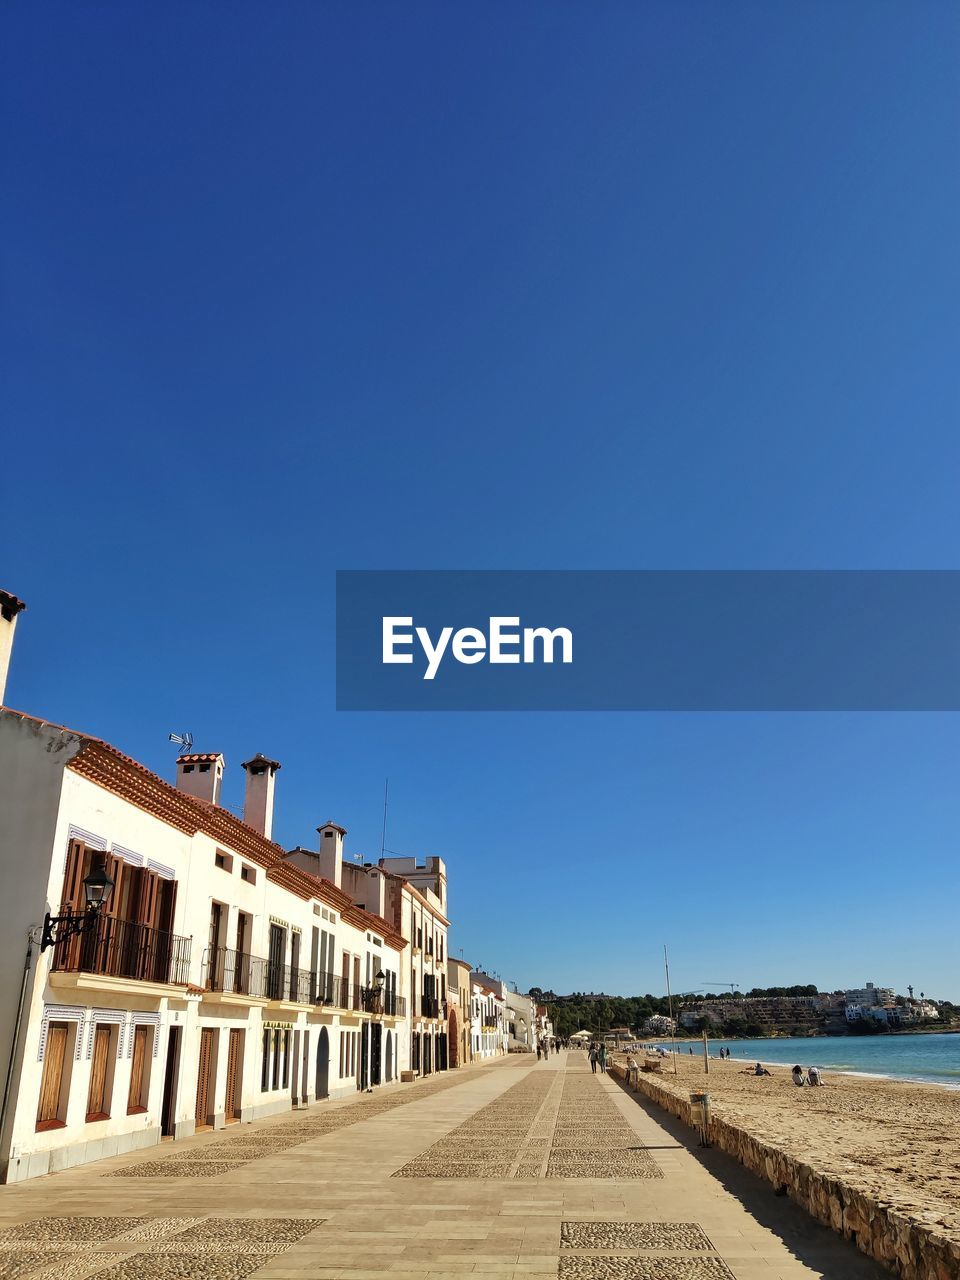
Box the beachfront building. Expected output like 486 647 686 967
503 988 536 1051
285 842 451 1080
447 956 473 1067
642 1014 676 1035
0 706 410 1183
844 982 896 1012
534 1004 554 1043
470 980 506 1058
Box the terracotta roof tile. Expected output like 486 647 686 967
0 706 407 952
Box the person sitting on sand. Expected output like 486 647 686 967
807 1066 823 1086
792 1065 805 1086
744 1062 771 1076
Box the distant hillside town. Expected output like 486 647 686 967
532 983 958 1040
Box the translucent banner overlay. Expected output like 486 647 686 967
336 571 960 711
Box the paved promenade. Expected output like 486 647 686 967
0 1051 887 1280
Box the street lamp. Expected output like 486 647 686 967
40 853 115 952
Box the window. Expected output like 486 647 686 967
268 923 286 1000
127 1025 151 1114
281 1030 291 1088
214 850 233 872
86 1024 115 1122
240 864 256 884
261 1029 271 1090
271 1029 282 1090
37 1022 70 1130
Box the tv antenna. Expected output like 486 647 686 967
168 731 194 753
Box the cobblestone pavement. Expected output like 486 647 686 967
0 1052 890 1279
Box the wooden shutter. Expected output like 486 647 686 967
37 1023 68 1129
61 841 88 912
195 1028 214 1127
86 1025 112 1120
127 1025 149 1113
55 841 89 971
97 852 125 977
225 1029 242 1121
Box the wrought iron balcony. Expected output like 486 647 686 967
53 915 191 986
203 946 270 999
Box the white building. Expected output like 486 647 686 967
0 706 410 1183
844 982 896 1010
470 980 506 1058
642 1014 675 1036
285 844 451 1078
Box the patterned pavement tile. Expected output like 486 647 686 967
561 1222 713 1251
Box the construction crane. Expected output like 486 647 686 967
699 981 741 993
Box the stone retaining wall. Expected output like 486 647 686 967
608 1063 959 1280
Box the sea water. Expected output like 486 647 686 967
685 1031 960 1086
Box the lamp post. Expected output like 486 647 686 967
40 853 115 952
366 969 386 1093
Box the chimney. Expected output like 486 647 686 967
241 753 281 839
317 821 346 889
176 752 225 805
0 590 27 705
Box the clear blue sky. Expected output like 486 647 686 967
3 3 959 999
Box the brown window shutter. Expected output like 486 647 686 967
127 1025 149 1112
56 841 89 971
86 1025 112 1120
137 870 160 930
61 840 88 913
37 1023 68 1128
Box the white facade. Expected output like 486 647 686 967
0 708 408 1184
470 981 506 1058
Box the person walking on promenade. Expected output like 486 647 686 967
589 1044 599 1073
598 1042 607 1072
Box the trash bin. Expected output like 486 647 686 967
689 1092 711 1146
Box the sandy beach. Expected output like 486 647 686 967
611 1050 960 1241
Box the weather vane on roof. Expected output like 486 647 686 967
168 731 194 753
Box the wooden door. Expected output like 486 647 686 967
127 1025 149 1113
225 1028 243 1122
86 1025 112 1120
195 1028 215 1130
36 1022 68 1130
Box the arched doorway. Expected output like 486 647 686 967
316 1027 330 1099
385 1031 393 1082
448 1008 459 1067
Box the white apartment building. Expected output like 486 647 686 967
642 1014 676 1035
470 980 506 1058
285 846 451 1078
503 988 536 1050
0 706 409 1184
844 982 896 1009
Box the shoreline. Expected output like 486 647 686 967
721 1053 960 1091
610 1050 960 1280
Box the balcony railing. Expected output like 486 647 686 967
54 915 191 986
203 947 270 998
201 953 406 1016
